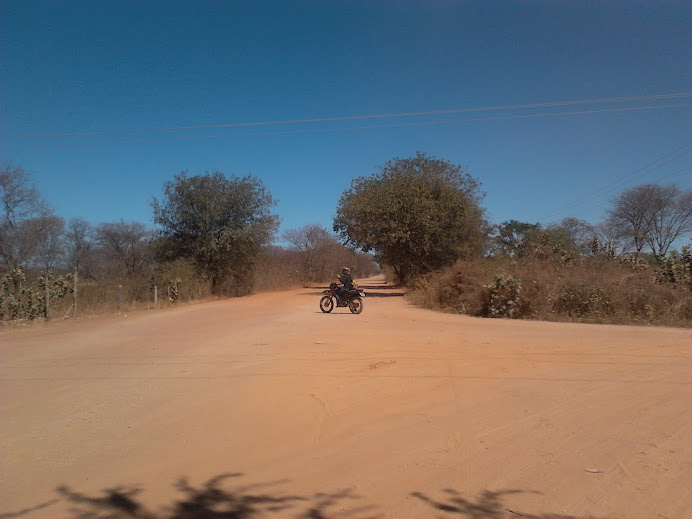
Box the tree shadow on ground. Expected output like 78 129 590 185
356 292 404 299
353 283 405 298
0 500 59 519
303 284 404 298
48 473 376 519
410 489 601 519
1 480 609 519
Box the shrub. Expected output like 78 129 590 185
408 259 487 315
552 281 612 319
480 272 527 318
0 268 70 321
408 247 691 327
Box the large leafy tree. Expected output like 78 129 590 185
151 171 278 295
334 152 486 283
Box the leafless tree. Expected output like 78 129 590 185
282 224 376 282
593 220 632 257
644 185 692 260
283 225 336 282
95 220 152 276
607 183 692 261
556 217 595 249
0 164 47 226
64 218 94 275
606 184 657 259
0 164 54 269
33 215 66 270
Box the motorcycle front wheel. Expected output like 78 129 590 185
320 295 334 313
349 297 363 314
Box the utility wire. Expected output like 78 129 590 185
7 102 691 151
579 166 691 214
539 144 691 222
648 165 691 185
541 145 690 219
192 103 692 140
2 92 690 141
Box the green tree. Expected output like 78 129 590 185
495 219 587 258
495 220 541 256
334 153 486 284
151 171 278 296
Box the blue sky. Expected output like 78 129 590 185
1 0 690 242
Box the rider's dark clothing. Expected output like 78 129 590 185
337 273 354 302
340 273 354 290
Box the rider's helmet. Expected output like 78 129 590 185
342 267 350 273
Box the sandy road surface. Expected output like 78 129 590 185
1 276 690 519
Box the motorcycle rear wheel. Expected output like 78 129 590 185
320 295 334 313
349 297 363 314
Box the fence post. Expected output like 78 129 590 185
73 271 78 318
44 273 51 321
118 284 123 310
154 285 158 304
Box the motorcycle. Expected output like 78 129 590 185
320 282 365 314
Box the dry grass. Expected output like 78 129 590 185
1 254 371 324
409 253 691 327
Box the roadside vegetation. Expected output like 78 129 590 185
333 154 690 327
1 154 689 326
409 238 691 327
334 152 487 284
0 165 375 322
407 184 691 327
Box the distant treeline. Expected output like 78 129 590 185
0 165 376 321
2 153 690 325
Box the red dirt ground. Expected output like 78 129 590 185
1 276 689 518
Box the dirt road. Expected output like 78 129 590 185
1 276 690 518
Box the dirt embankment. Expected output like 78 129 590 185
1 276 690 518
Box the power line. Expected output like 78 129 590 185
2 92 690 141
649 165 691 185
187 103 692 140
579 166 692 215
7 102 691 151
539 144 691 222
541 144 690 220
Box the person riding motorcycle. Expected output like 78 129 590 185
336 267 354 304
